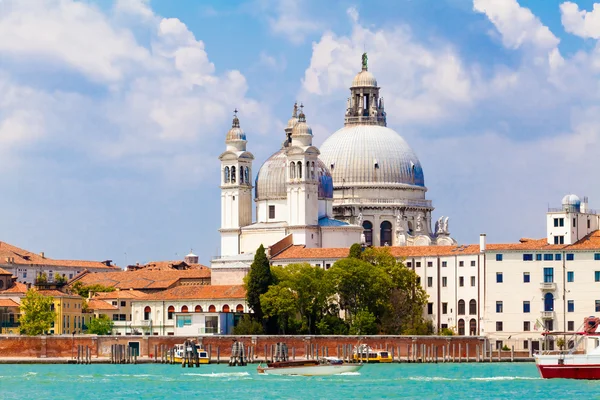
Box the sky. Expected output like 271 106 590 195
1 0 600 266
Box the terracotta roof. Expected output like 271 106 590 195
37 290 82 299
272 245 482 260
0 298 20 308
72 268 211 291
0 282 28 294
141 261 208 270
0 267 11 275
141 285 246 301
93 290 147 300
87 299 118 311
0 241 120 270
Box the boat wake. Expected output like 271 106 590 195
338 372 361 376
182 372 251 378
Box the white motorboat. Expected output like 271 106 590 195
257 357 362 376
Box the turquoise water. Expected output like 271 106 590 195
0 363 597 399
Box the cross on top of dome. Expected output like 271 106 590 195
298 103 306 122
232 108 240 128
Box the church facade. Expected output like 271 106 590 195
211 55 456 283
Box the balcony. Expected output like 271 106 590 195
541 311 555 320
540 282 556 291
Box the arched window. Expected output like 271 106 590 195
231 166 236 183
236 304 244 313
311 161 315 179
222 304 230 313
181 305 188 313
380 221 392 246
208 305 216 312
224 166 230 183
290 162 295 179
240 167 244 183
407 221 414 235
244 167 249 184
362 221 373 246
458 319 465 335
144 306 151 321
297 163 302 179
544 292 554 312
469 299 477 315
469 318 477 335
167 305 175 320
458 300 465 315
306 161 310 179
195 305 202 313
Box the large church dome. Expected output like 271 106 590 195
319 125 424 188
254 149 334 200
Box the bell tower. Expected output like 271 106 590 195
218 110 254 256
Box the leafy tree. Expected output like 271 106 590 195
439 327 454 336
316 312 349 335
71 282 115 298
260 284 297 334
54 273 67 285
35 272 48 285
233 315 264 335
19 290 56 335
87 314 114 335
348 243 363 259
244 245 273 321
349 310 378 335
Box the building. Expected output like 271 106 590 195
38 290 85 335
0 299 21 334
0 241 119 285
86 289 147 335
130 285 246 335
212 54 456 284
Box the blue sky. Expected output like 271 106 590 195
1 0 600 266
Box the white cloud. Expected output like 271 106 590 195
262 0 321 44
561 2 600 39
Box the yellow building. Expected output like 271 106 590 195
0 298 21 334
39 290 85 335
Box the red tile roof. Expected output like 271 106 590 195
0 299 20 308
0 282 28 294
141 285 245 301
93 290 147 300
0 241 120 270
72 268 211 291
37 289 82 299
87 299 118 311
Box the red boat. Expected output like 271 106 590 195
535 316 600 379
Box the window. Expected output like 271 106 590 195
441 323 448 329
470 276 476 287
442 303 448 314
523 272 530 283
566 253 575 261
523 340 529 349
469 299 477 315
496 254 503 261
380 221 392 246
496 301 503 313
181 305 189 313
269 205 275 219
554 218 564 227
595 253 600 261
406 262 412 268
523 254 533 261
442 261 447 268
458 319 465 335
544 254 553 261
524 321 530 331
427 303 433 315
496 272 503 283
362 221 373 247
596 300 600 312
120 301 126 307
496 322 503 332
573 218 576 228
523 301 530 313
143 306 151 321
427 277 433 287
596 271 600 282
567 271 574 282
416 277 421 285
427 261 433 267
459 261 464 267
589 220 592 229
459 277 464 287
442 277 447 287
458 300 465 315
416 262 421 268
554 236 564 245
176 315 192 328
568 321 575 331
544 267 554 283
112 301 117 306
167 306 175 320
567 300 574 312
470 260 476 267
536 254 542 261
545 320 554 331
555 254 562 261
544 293 554 312
112 314 119 321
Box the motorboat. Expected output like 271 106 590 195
173 342 210 364
535 316 600 379
257 357 362 376
352 344 393 363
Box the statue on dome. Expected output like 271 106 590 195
416 213 423 232
346 97 352 116
362 52 368 70
356 212 363 226
443 217 449 234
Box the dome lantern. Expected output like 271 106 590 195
291 104 313 147
225 108 247 152
345 53 386 127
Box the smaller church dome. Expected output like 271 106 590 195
352 70 377 88
226 114 246 142
562 194 581 206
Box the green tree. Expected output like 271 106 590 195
348 243 363 259
439 327 455 336
260 284 297 334
19 290 56 335
71 282 115 298
349 310 378 335
87 314 114 335
54 273 67 285
233 315 264 335
244 245 273 321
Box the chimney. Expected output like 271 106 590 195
480 233 486 253
40 252 45 259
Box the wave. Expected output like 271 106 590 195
338 372 361 376
182 372 251 378
406 376 539 382
470 376 540 381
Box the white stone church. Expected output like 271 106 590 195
211 55 456 284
